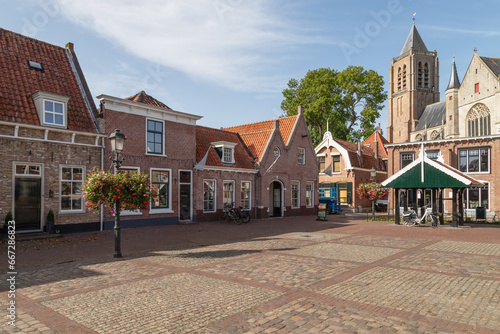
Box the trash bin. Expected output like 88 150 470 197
476 206 485 220
317 204 327 221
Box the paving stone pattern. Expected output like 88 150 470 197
425 240 500 256
320 267 500 330
200 253 359 291
389 250 500 278
2 217 500 333
283 242 404 263
43 273 282 334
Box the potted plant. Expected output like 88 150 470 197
46 209 55 234
3 211 13 233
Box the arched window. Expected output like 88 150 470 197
397 67 402 91
424 62 429 88
467 103 491 137
402 65 407 90
417 62 423 88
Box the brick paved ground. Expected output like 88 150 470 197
1 214 500 333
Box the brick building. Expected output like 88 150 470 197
0 29 320 232
315 128 389 212
0 28 103 233
386 23 500 220
99 93 319 225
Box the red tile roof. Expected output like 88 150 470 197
196 125 255 169
0 28 97 133
125 91 172 110
223 116 297 160
362 130 389 160
334 136 385 171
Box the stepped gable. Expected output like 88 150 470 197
0 28 97 132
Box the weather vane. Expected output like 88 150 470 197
413 12 416 23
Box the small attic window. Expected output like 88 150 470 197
28 60 44 72
212 141 236 164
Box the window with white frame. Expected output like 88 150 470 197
151 169 171 210
298 148 305 165
203 180 216 213
223 181 234 210
332 155 340 173
241 181 251 210
459 148 489 173
213 141 236 164
305 181 314 208
117 167 141 215
44 100 65 126
400 152 414 169
32 91 69 128
60 166 84 212
291 181 300 208
465 182 489 210
147 119 164 154
318 156 325 172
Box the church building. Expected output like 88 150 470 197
385 23 500 220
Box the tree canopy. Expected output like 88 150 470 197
281 66 387 145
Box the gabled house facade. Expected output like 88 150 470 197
97 91 202 227
224 107 319 218
315 128 389 212
1 29 321 232
386 23 500 220
0 28 104 233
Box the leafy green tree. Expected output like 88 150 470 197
281 66 387 145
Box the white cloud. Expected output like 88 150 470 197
56 0 323 92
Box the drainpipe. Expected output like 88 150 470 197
100 136 104 231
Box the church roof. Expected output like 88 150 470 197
446 57 461 90
480 56 500 77
414 101 446 131
400 24 428 56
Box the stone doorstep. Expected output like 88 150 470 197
2 232 63 241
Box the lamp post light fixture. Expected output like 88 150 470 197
109 129 126 258
370 167 376 221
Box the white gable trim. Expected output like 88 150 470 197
314 133 352 170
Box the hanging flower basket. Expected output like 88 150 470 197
356 183 388 201
82 169 155 214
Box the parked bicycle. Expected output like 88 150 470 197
218 204 251 224
402 207 438 227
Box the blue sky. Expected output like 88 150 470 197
2 0 500 138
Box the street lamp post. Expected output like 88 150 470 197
370 167 376 221
109 129 126 258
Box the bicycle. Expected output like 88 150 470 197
402 207 439 227
218 204 250 224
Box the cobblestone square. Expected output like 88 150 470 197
2 215 500 333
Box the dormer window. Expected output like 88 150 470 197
31 91 69 128
44 100 65 126
212 141 236 164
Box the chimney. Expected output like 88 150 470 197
273 119 280 131
297 106 304 115
373 131 379 168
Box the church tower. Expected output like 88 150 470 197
445 57 460 138
387 23 440 143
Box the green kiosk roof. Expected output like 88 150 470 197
382 152 483 189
